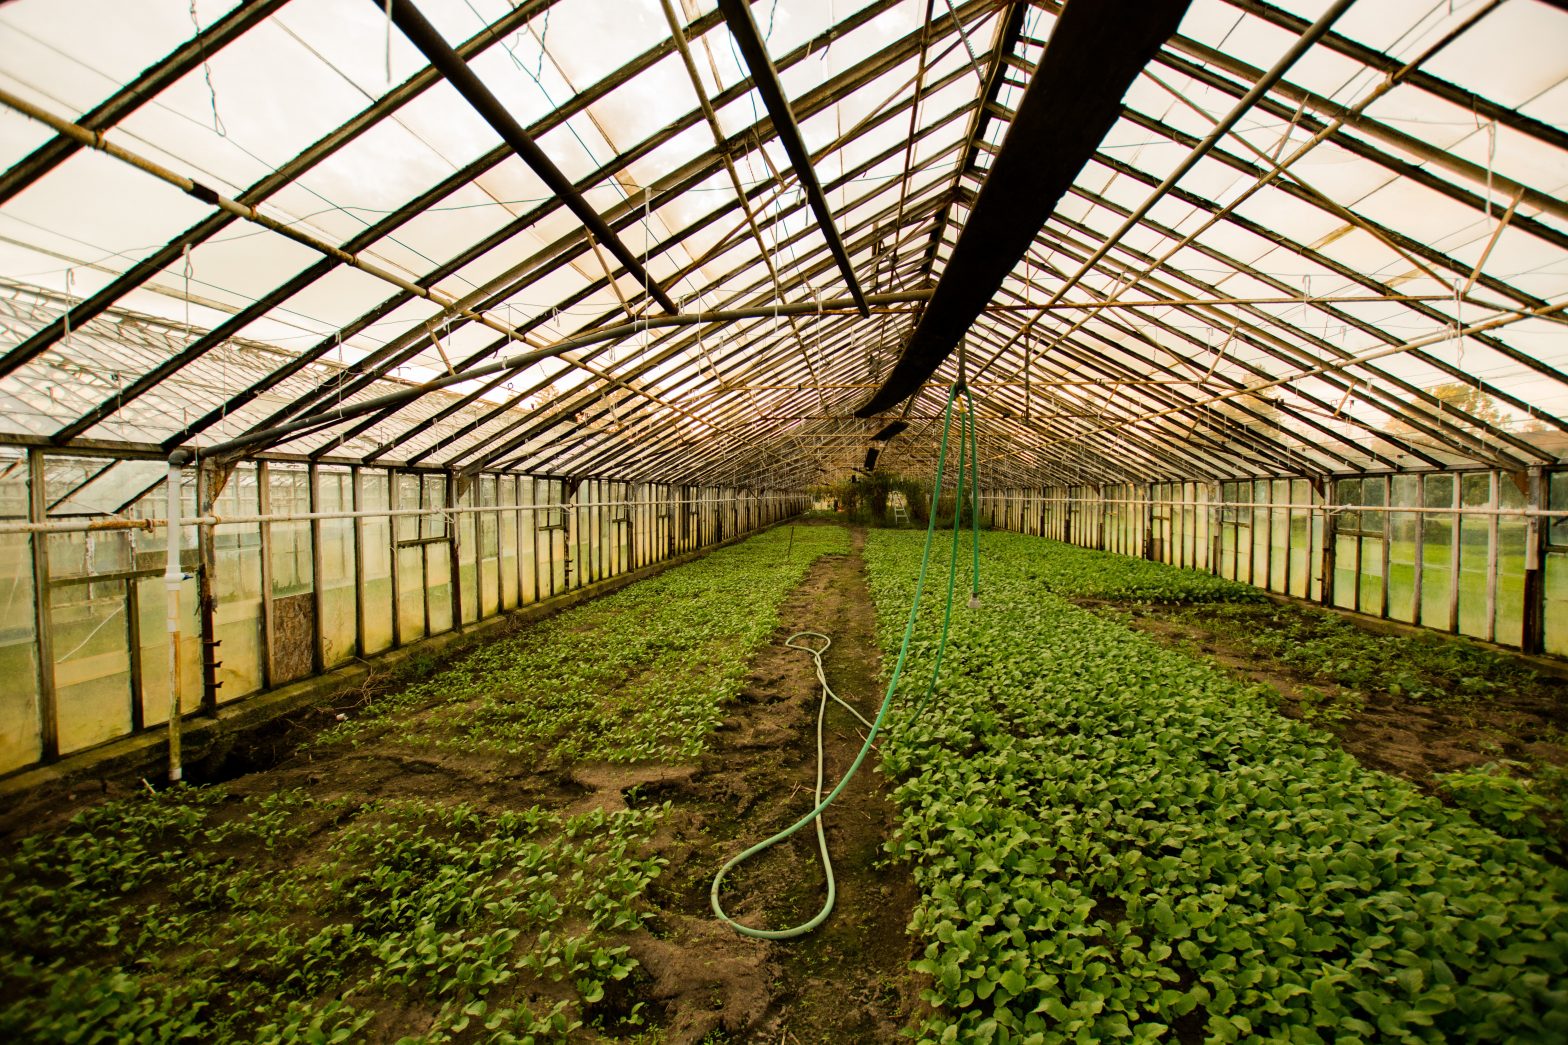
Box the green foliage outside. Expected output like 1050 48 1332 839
865 529 1568 1043
0 788 664 1043
811 470 980 530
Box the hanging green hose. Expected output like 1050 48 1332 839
711 382 980 939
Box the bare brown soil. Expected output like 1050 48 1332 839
628 528 920 1044
1094 599 1568 794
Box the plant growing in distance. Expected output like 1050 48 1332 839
320 524 850 764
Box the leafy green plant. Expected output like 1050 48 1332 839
1015 539 1267 604
1437 762 1564 855
1169 602 1533 706
1 788 667 1043
864 529 1568 1043
317 524 850 764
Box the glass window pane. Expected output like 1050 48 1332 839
1496 478 1526 647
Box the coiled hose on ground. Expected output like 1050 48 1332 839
711 381 981 939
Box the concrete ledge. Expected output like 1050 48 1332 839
0 519 796 806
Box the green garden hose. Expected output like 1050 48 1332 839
711 383 981 939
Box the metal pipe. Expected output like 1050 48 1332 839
1015 0 1356 359
162 451 191 783
857 0 1193 416
0 86 552 359
990 294 1568 462
379 0 676 314
194 291 932 462
0 492 802 535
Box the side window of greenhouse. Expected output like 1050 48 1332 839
1548 472 1568 657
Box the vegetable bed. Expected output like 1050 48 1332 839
323 523 851 764
0 523 853 1043
866 529 1568 1043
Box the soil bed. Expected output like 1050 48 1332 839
1084 596 1568 856
632 528 920 1043
0 523 917 1043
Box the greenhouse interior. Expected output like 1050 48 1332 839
2 0 1567 1040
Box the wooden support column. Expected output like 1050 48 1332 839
26 449 57 761
447 471 465 631
195 462 224 715
125 576 144 732
1522 467 1547 655
1320 479 1337 608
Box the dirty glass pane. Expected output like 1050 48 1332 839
269 468 313 597
361 472 393 655
212 468 262 702
1337 478 1361 533
426 543 453 635
135 573 200 723
1359 536 1384 616
520 478 538 605
50 572 130 754
1289 480 1309 598
1333 534 1357 611
398 543 426 642
1547 552 1568 658
1252 480 1269 587
1495 478 1526 648
458 482 479 626
1421 474 1454 630
1388 475 1419 624
480 476 499 618
499 476 518 611
1269 480 1288 593
1457 473 1492 639
0 459 39 772
318 470 356 667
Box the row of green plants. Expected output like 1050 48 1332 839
1012 540 1266 605
0 786 664 1043
1154 601 1538 706
1025 540 1566 855
810 470 983 529
864 530 1568 1043
322 524 850 763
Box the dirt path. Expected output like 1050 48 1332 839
619 528 920 1043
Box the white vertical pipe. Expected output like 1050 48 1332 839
163 457 185 783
